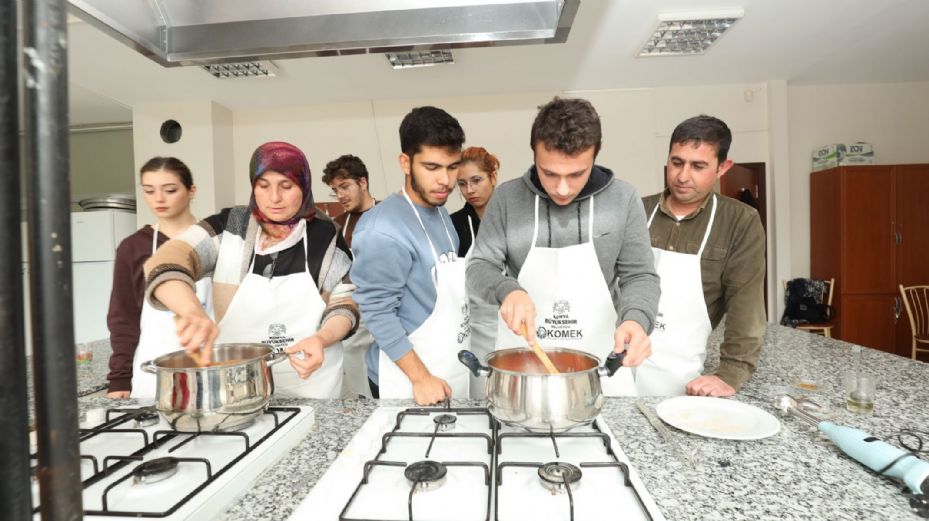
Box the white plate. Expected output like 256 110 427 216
654 396 781 440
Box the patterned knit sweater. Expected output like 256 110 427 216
144 206 358 334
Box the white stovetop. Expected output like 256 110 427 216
290 406 666 521
31 406 315 521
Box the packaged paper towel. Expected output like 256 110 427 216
812 142 874 171
842 142 874 165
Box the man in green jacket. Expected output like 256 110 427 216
640 115 766 397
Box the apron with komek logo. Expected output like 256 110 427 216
635 194 717 396
494 195 637 396
215 223 343 399
377 189 471 399
131 224 213 399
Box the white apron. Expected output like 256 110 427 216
465 215 500 398
377 189 471 399
635 195 717 396
494 196 637 396
215 224 343 399
339 211 374 399
131 225 213 399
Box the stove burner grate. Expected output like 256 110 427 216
134 410 160 428
538 462 582 494
405 460 448 490
33 406 303 518
433 414 458 432
132 456 180 484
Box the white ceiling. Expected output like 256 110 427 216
64 0 929 125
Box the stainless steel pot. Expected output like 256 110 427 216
141 343 288 432
458 347 624 432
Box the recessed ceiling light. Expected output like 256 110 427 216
638 9 743 57
202 61 278 79
385 50 454 69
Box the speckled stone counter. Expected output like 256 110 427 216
28 339 111 425
76 338 112 396
78 326 929 520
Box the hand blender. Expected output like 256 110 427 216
775 395 929 516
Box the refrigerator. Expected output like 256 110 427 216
21 209 137 353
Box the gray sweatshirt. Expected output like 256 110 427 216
466 165 659 333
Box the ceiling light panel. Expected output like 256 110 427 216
202 61 278 79
386 50 455 69
639 9 743 57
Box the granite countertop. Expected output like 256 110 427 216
28 339 111 425
78 325 929 520
75 338 112 397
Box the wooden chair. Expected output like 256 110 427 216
783 278 835 337
899 285 929 360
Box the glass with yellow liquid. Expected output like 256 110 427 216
843 371 876 414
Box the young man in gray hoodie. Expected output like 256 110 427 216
466 97 659 393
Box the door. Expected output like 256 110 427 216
842 166 895 294
894 165 929 286
719 163 767 231
315 202 346 220
840 294 897 354
894 165 929 358
719 163 768 316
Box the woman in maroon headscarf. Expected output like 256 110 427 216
144 142 358 398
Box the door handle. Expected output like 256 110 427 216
894 297 902 324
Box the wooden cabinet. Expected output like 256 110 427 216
810 164 929 356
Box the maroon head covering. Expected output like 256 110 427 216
248 141 316 226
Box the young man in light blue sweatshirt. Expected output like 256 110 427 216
350 106 470 405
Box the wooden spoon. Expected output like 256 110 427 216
188 349 206 368
173 315 208 367
519 322 559 374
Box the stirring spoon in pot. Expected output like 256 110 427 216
519 322 559 374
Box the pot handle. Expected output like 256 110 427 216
265 350 289 367
598 351 626 378
140 360 157 374
458 350 490 377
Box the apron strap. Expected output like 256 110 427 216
439 216 457 255
151 223 159 256
587 196 595 243
697 194 718 257
248 224 311 276
647 194 718 256
342 212 351 239
530 195 541 251
301 225 310 275
401 188 441 265
647 199 660 228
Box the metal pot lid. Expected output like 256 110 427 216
78 193 137 211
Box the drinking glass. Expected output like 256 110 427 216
843 371 876 414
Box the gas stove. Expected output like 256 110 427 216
30 405 315 520
292 404 665 521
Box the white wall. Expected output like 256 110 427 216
132 101 236 226
70 129 136 204
787 80 929 278
232 85 771 207
19 128 135 216
233 101 386 209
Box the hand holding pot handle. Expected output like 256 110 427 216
600 351 626 378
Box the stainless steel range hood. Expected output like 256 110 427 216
67 0 579 67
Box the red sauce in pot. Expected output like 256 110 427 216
488 349 598 374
